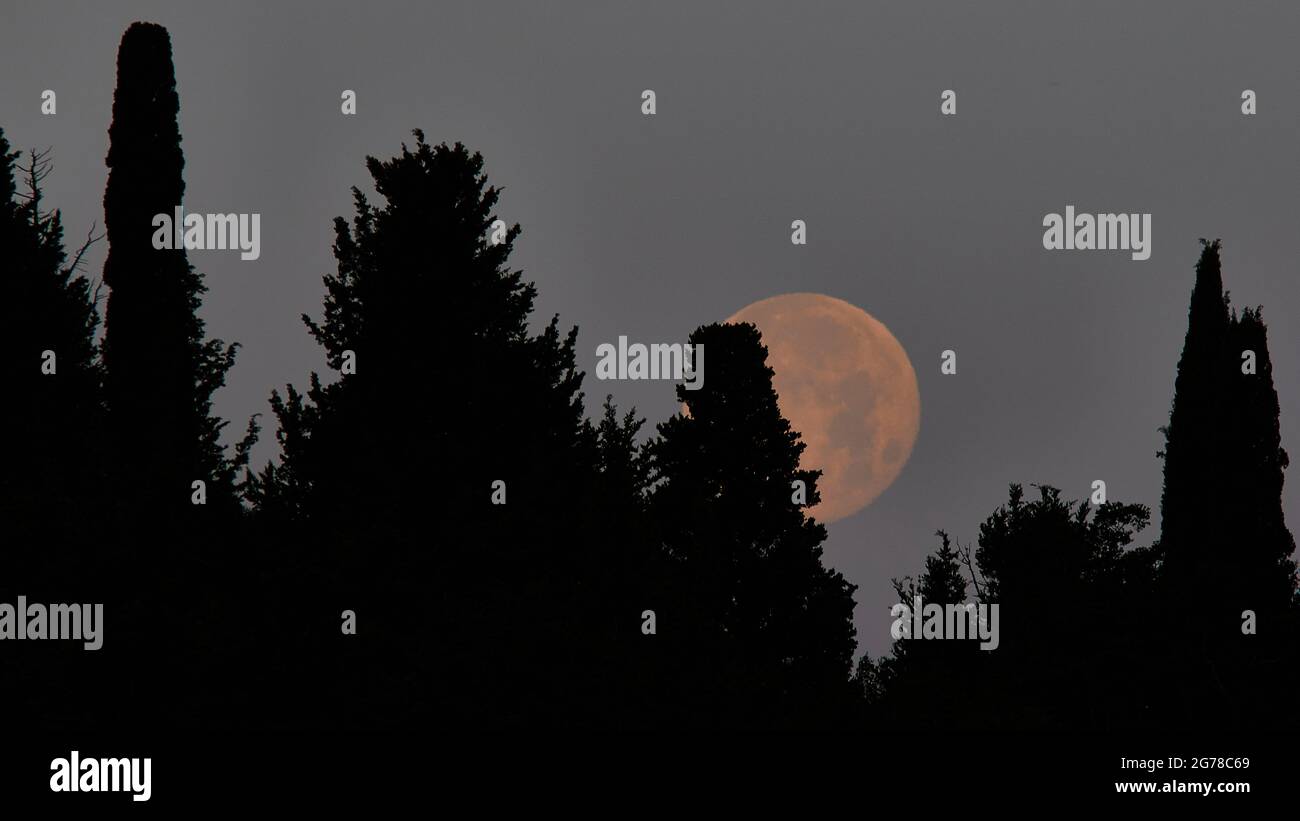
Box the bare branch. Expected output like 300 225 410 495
17 147 53 205
63 220 105 277
956 537 986 600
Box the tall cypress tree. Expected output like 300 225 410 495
1159 240 1296 612
1154 240 1297 730
645 321 858 727
1222 307 1297 608
101 22 247 518
1159 240 1232 591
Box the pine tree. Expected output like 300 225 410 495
645 321 858 727
100 22 250 518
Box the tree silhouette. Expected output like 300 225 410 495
867 241 1300 733
973 484 1154 730
1222 307 1298 605
645 321 858 728
101 22 251 520
869 485 1155 731
90 22 259 733
248 132 613 728
11 17 1300 740
865 531 982 730
0 133 104 555
1155 240 1298 729
1159 240 1296 610
0 130 124 731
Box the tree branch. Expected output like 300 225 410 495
956 536 986 600
64 220 104 277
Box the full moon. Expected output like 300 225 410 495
727 293 920 522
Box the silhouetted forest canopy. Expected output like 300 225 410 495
1 22 1297 733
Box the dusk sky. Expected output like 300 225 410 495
4 1 1299 657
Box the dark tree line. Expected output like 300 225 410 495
860 240 1300 733
1 21 1296 733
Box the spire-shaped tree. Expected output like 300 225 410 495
645 321 858 727
100 22 249 517
1221 307 1297 607
1150 240 1297 731
1159 240 1232 588
1159 240 1296 612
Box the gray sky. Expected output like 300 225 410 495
4 1 1299 658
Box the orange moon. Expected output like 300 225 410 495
727 293 920 522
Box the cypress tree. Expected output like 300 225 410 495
1159 240 1232 593
249 132 599 727
1154 240 1297 730
101 22 248 519
1159 240 1296 612
95 24 256 732
1221 307 1297 609
645 321 858 727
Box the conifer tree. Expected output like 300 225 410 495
1159 240 1296 612
865 532 978 730
0 132 104 566
1159 241 1232 593
1154 241 1297 730
249 132 599 727
645 321 858 727
1221 307 1297 608
0 133 114 730
252 132 586 530
101 22 249 517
